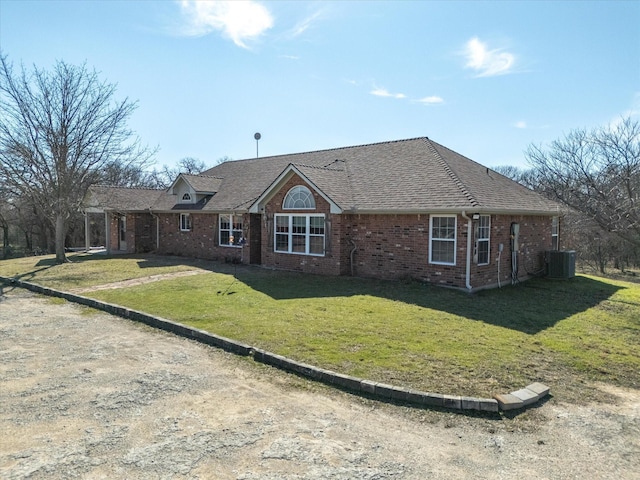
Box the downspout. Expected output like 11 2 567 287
148 208 160 251
461 211 473 291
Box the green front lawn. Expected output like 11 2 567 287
2 253 638 400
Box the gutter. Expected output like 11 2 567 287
461 211 473 291
340 207 560 216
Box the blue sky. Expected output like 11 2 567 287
1 1 638 170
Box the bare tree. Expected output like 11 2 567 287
148 156 229 189
0 55 155 263
493 165 539 190
177 157 208 174
526 117 640 247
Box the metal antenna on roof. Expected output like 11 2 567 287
254 132 261 158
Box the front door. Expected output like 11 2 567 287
249 214 262 264
118 216 127 251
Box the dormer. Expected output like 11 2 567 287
168 173 222 206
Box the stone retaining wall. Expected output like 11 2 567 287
1 276 549 413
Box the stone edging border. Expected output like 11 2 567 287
1 277 550 413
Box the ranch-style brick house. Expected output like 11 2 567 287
83 137 564 291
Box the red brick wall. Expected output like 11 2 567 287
131 191 555 289
107 213 154 254
463 214 553 289
339 213 554 289
342 213 466 286
108 215 119 252
261 174 342 275
156 212 247 263
133 213 156 253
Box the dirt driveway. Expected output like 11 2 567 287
1 287 638 479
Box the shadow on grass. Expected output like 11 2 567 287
232 268 624 335
5 258 59 284
34 252 627 335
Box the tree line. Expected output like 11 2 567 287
495 117 640 275
0 55 221 261
1 56 638 274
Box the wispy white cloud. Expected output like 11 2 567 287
177 0 273 49
370 86 406 99
289 10 324 38
609 92 640 130
416 96 444 106
368 82 443 105
514 120 527 129
622 91 640 119
463 37 516 77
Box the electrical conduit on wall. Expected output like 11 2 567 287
461 211 473 291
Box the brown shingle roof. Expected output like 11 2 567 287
83 185 164 213
179 174 223 194
84 137 561 215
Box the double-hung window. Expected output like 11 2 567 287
219 214 244 246
429 215 456 265
275 214 325 256
475 215 490 265
180 213 192 232
551 216 559 250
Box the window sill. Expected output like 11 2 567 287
275 250 325 257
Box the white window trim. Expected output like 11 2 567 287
429 215 457 265
219 214 244 248
181 192 192 203
180 213 192 232
283 185 316 210
476 215 491 266
274 213 325 256
551 216 559 250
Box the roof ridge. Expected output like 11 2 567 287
92 184 163 191
214 137 431 165
292 162 345 172
181 173 223 179
423 138 480 208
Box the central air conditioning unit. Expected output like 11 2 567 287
546 250 576 279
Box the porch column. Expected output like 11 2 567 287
104 212 111 254
84 212 90 252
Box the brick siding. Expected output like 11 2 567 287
117 178 556 290
155 212 247 263
261 174 341 276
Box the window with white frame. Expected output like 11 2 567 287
475 215 490 265
219 214 244 247
180 213 192 232
283 185 315 209
429 215 456 265
551 216 559 250
275 214 325 255
181 192 192 202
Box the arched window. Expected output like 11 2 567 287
182 192 192 202
283 186 315 210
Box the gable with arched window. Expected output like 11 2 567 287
283 185 315 210
275 185 324 256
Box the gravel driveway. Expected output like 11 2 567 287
1 287 638 479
